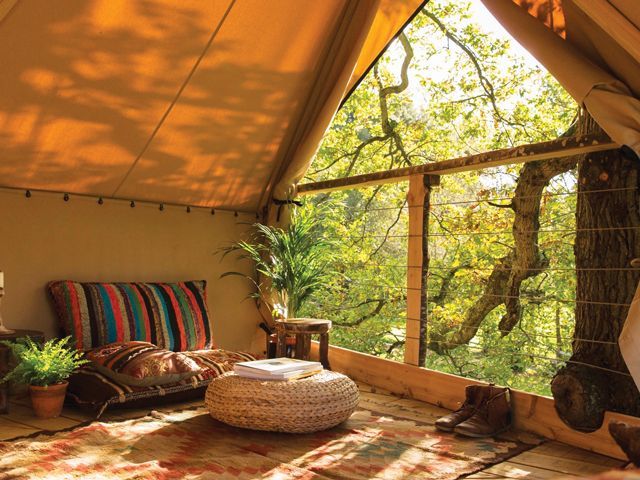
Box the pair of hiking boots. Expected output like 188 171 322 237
435 384 511 437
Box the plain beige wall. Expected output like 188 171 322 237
0 189 264 353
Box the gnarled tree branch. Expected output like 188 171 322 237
429 155 576 353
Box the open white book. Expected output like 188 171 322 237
234 358 322 380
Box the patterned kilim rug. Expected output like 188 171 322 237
0 406 533 479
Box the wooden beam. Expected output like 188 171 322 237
404 175 438 366
405 175 425 366
311 343 640 460
297 134 617 196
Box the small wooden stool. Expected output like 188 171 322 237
275 318 331 369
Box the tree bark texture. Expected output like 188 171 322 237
429 155 575 353
552 115 640 431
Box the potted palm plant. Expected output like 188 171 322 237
221 205 332 321
2 336 88 418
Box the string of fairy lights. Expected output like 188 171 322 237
0 185 261 219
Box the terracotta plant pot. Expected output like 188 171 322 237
29 381 68 419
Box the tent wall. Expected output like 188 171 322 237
0 0 424 212
0 190 262 351
482 0 640 153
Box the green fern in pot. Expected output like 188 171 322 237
2 336 88 418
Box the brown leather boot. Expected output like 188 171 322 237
454 386 511 438
435 385 488 432
609 421 640 466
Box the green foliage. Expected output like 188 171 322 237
2 337 89 387
299 0 579 395
221 206 333 319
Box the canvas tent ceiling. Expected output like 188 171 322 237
482 0 640 155
0 0 424 212
1 1 639 213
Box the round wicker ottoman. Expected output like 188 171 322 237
205 370 359 433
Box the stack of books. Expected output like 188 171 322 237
233 358 323 381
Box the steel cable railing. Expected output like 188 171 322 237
306 183 638 391
322 225 640 240
329 186 636 214
396 337 632 378
332 262 640 272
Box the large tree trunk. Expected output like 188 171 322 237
552 114 640 431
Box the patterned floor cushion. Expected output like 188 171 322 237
67 349 255 416
86 341 203 387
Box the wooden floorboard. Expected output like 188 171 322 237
0 384 629 479
508 450 621 476
3 403 82 431
532 442 625 468
354 381 395 396
0 416 40 440
481 460 579 479
474 440 627 480
465 472 509 479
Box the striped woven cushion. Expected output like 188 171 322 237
48 280 214 352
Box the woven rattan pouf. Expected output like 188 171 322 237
205 370 359 433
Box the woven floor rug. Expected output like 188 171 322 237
0 406 532 479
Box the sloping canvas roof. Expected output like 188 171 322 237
482 0 640 153
0 0 424 212
2 0 639 213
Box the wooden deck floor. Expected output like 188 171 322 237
0 383 630 479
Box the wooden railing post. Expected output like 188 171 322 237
404 174 439 366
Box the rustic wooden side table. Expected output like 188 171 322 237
0 329 45 414
275 318 332 369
